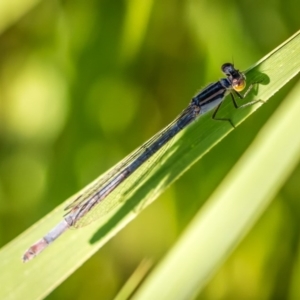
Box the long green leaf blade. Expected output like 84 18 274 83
0 30 300 299
132 66 300 300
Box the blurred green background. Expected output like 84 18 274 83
0 0 300 299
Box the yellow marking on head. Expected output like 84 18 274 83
233 79 246 92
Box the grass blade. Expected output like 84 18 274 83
0 30 300 299
132 70 300 300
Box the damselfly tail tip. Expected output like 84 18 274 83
22 238 48 263
22 249 36 263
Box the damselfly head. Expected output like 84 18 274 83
221 63 235 75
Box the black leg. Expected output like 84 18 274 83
212 101 236 128
231 82 265 109
213 82 265 128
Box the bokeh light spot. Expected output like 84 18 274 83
87 77 139 134
5 57 68 142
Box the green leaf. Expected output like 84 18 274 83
132 49 300 300
0 30 300 299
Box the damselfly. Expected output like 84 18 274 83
23 63 260 262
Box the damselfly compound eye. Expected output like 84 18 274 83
221 63 234 75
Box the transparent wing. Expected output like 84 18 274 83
65 104 197 228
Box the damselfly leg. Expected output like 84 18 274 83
212 81 264 128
